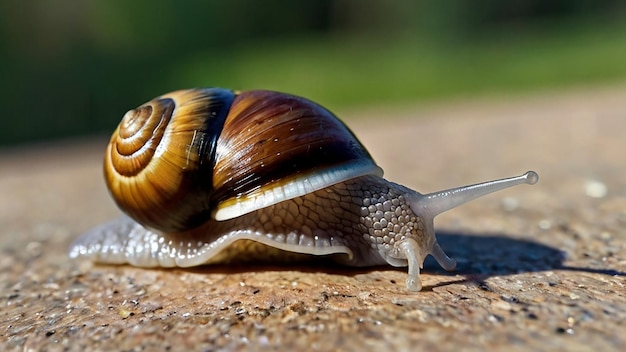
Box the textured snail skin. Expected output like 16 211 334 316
71 175 440 291
69 87 539 292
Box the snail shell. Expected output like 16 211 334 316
70 87 539 291
104 88 380 232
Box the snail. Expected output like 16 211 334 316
69 87 539 292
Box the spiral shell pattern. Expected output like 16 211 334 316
104 88 234 232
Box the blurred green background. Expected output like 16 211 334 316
2 0 626 148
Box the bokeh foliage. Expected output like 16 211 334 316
1 0 625 147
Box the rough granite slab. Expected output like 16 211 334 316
1 86 624 351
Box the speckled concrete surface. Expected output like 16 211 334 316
1 86 625 351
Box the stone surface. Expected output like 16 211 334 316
1 86 625 351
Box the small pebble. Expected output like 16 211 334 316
501 197 519 211
538 219 552 230
585 180 607 198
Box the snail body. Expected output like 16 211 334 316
69 87 538 291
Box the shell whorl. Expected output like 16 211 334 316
104 87 382 233
104 88 235 232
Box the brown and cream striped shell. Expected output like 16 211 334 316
104 88 383 233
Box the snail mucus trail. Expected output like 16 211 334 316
69 87 539 291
